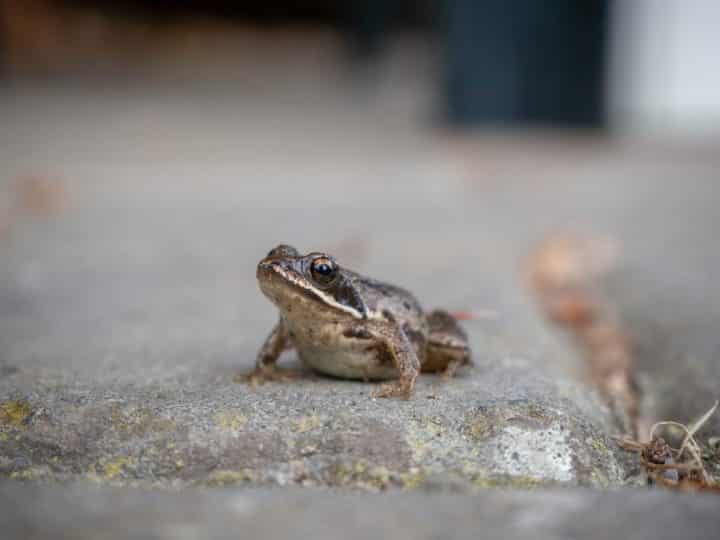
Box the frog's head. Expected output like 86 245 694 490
257 244 367 320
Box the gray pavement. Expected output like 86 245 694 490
2 483 719 540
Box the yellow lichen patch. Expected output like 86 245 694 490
98 456 136 481
590 438 610 455
204 469 253 487
9 466 49 481
590 468 610 488
366 465 392 489
421 416 446 437
329 461 401 491
399 468 426 490
405 433 431 461
469 473 546 489
109 406 174 438
213 411 248 432
0 400 32 427
290 415 322 433
332 460 367 485
465 416 492 441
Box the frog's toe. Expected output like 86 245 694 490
234 366 301 386
371 381 413 400
440 359 464 380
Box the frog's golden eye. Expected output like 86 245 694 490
310 256 338 286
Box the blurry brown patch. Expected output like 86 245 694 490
448 309 498 321
0 174 66 244
14 174 66 216
526 233 639 436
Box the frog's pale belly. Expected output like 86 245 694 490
298 346 399 380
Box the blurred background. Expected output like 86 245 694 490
2 0 719 131
1 0 720 432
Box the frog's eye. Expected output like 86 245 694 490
310 256 338 286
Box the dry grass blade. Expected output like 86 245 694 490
618 401 720 490
681 400 719 454
648 402 719 486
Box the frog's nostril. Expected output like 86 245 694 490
258 260 281 273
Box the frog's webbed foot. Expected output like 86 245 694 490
235 366 302 387
371 379 414 400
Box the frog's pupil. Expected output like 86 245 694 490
311 259 336 283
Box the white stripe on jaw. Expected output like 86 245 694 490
274 266 366 319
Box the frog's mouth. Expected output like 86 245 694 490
257 258 365 319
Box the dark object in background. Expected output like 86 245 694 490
340 1 433 61
1 0 610 129
444 0 611 128
341 0 398 61
63 0 339 23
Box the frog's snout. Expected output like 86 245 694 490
257 258 277 270
256 258 283 301
257 257 296 284
257 258 280 280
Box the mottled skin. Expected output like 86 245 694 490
250 245 471 398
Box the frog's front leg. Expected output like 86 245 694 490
241 318 298 384
368 323 420 400
256 318 292 369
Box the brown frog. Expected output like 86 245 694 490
249 244 471 398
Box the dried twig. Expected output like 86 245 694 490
681 400 719 454
615 401 720 491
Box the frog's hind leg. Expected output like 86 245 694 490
423 310 471 378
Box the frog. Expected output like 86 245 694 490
247 244 471 399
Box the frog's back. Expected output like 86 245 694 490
351 273 429 352
350 273 424 322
